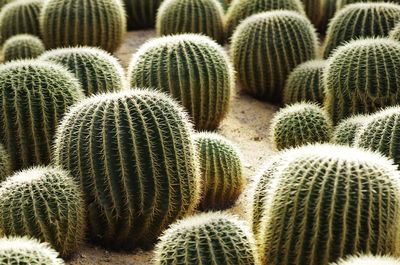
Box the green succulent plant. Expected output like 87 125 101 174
332 114 369 146
0 144 10 182
2 34 45 62
123 0 164 30
337 0 400 10
331 254 400 265
302 0 336 33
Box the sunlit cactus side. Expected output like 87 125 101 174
0 167 86 258
154 212 260 265
258 144 400 265
217 0 228 11
39 47 126 96
123 0 164 30
0 236 64 265
2 34 45 62
324 38 400 124
156 0 225 44
337 0 400 10
302 0 336 33
323 3 400 58
193 132 244 210
231 11 318 102
331 254 400 265
332 114 369 146
0 0 42 45
40 0 126 53
53 90 201 250
0 144 10 182
0 0 15 10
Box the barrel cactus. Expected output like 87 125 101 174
225 0 305 37
0 60 84 171
123 0 163 30
0 0 42 45
39 47 125 96
154 212 260 265
40 0 126 53
323 3 400 58
0 236 64 265
53 90 201 250
302 0 336 33
337 0 400 10
231 11 318 102
283 60 326 105
324 38 400 124
2 34 45 62
270 102 333 151
331 255 400 265
258 144 400 265
332 114 368 146
156 0 225 44
0 167 86 258
193 133 244 210
0 144 10 182
128 34 234 130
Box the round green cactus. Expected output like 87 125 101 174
156 0 225 44
123 0 163 30
193 132 244 210
332 114 369 146
0 0 42 45
0 236 64 265
225 0 305 37
0 60 84 171
39 47 125 96
270 102 333 151
128 34 234 130
154 212 260 265
302 0 336 33
337 0 400 10
0 167 86 258
258 144 400 265
283 60 326 105
0 144 10 182
324 38 400 124
323 3 400 58
231 11 318 102
331 255 400 265
40 0 126 53
53 90 201 250
2 34 45 62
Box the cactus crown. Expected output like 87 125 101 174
336 0 400 10
332 114 369 145
2 34 45 62
332 254 400 265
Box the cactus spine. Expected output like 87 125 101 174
128 34 234 130
53 90 201 250
302 0 336 33
40 0 127 53
337 0 400 10
154 212 260 265
331 255 400 265
231 11 318 102
2 34 45 62
0 144 10 182
332 114 368 146
123 0 163 30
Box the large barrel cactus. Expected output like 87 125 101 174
258 144 400 265
0 60 84 171
331 255 400 265
0 167 86 258
0 144 10 182
323 3 400 58
332 114 369 146
302 0 336 33
40 0 126 53
53 90 201 250
323 38 400 124
231 11 318 102
156 0 225 44
2 34 45 62
39 47 126 96
337 0 400 10
123 0 163 30
154 212 260 265
128 34 234 130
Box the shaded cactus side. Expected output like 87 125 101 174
2 34 45 62
332 114 369 146
0 144 10 182
302 0 336 33
123 0 163 30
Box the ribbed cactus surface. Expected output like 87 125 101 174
40 0 126 53
0 167 86 258
332 114 368 146
323 3 400 58
156 0 225 44
2 34 45 62
231 11 318 102
154 212 260 265
123 0 163 30
53 90 201 250
302 0 336 33
128 34 234 130
0 236 64 265
331 255 400 265
337 0 400 10
39 47 125 96
0 144 10 182
258 144 400 265
390 21 400 41
324 38 400 124
0 60 84 171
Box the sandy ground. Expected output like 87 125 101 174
67 29 278 265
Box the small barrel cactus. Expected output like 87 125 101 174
0 144 10 182
0 0 42 45
0 167 86 258
270 102 333 151
193 133 244 210
39 47 126 96
324 38 400 124
156 0 225 44
123 0 164 30
283 60 326 105
332 114 368 146
40 0 127 53
2 34 45 62
331 255 400 265
53 90 201 250
154 212 260 265
337 0 400 10
302 0 336 33
128 34 234 130
323 3 400 58
231 11 318 102
225 0 305 37
0 236 64 265
258 144 400 265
